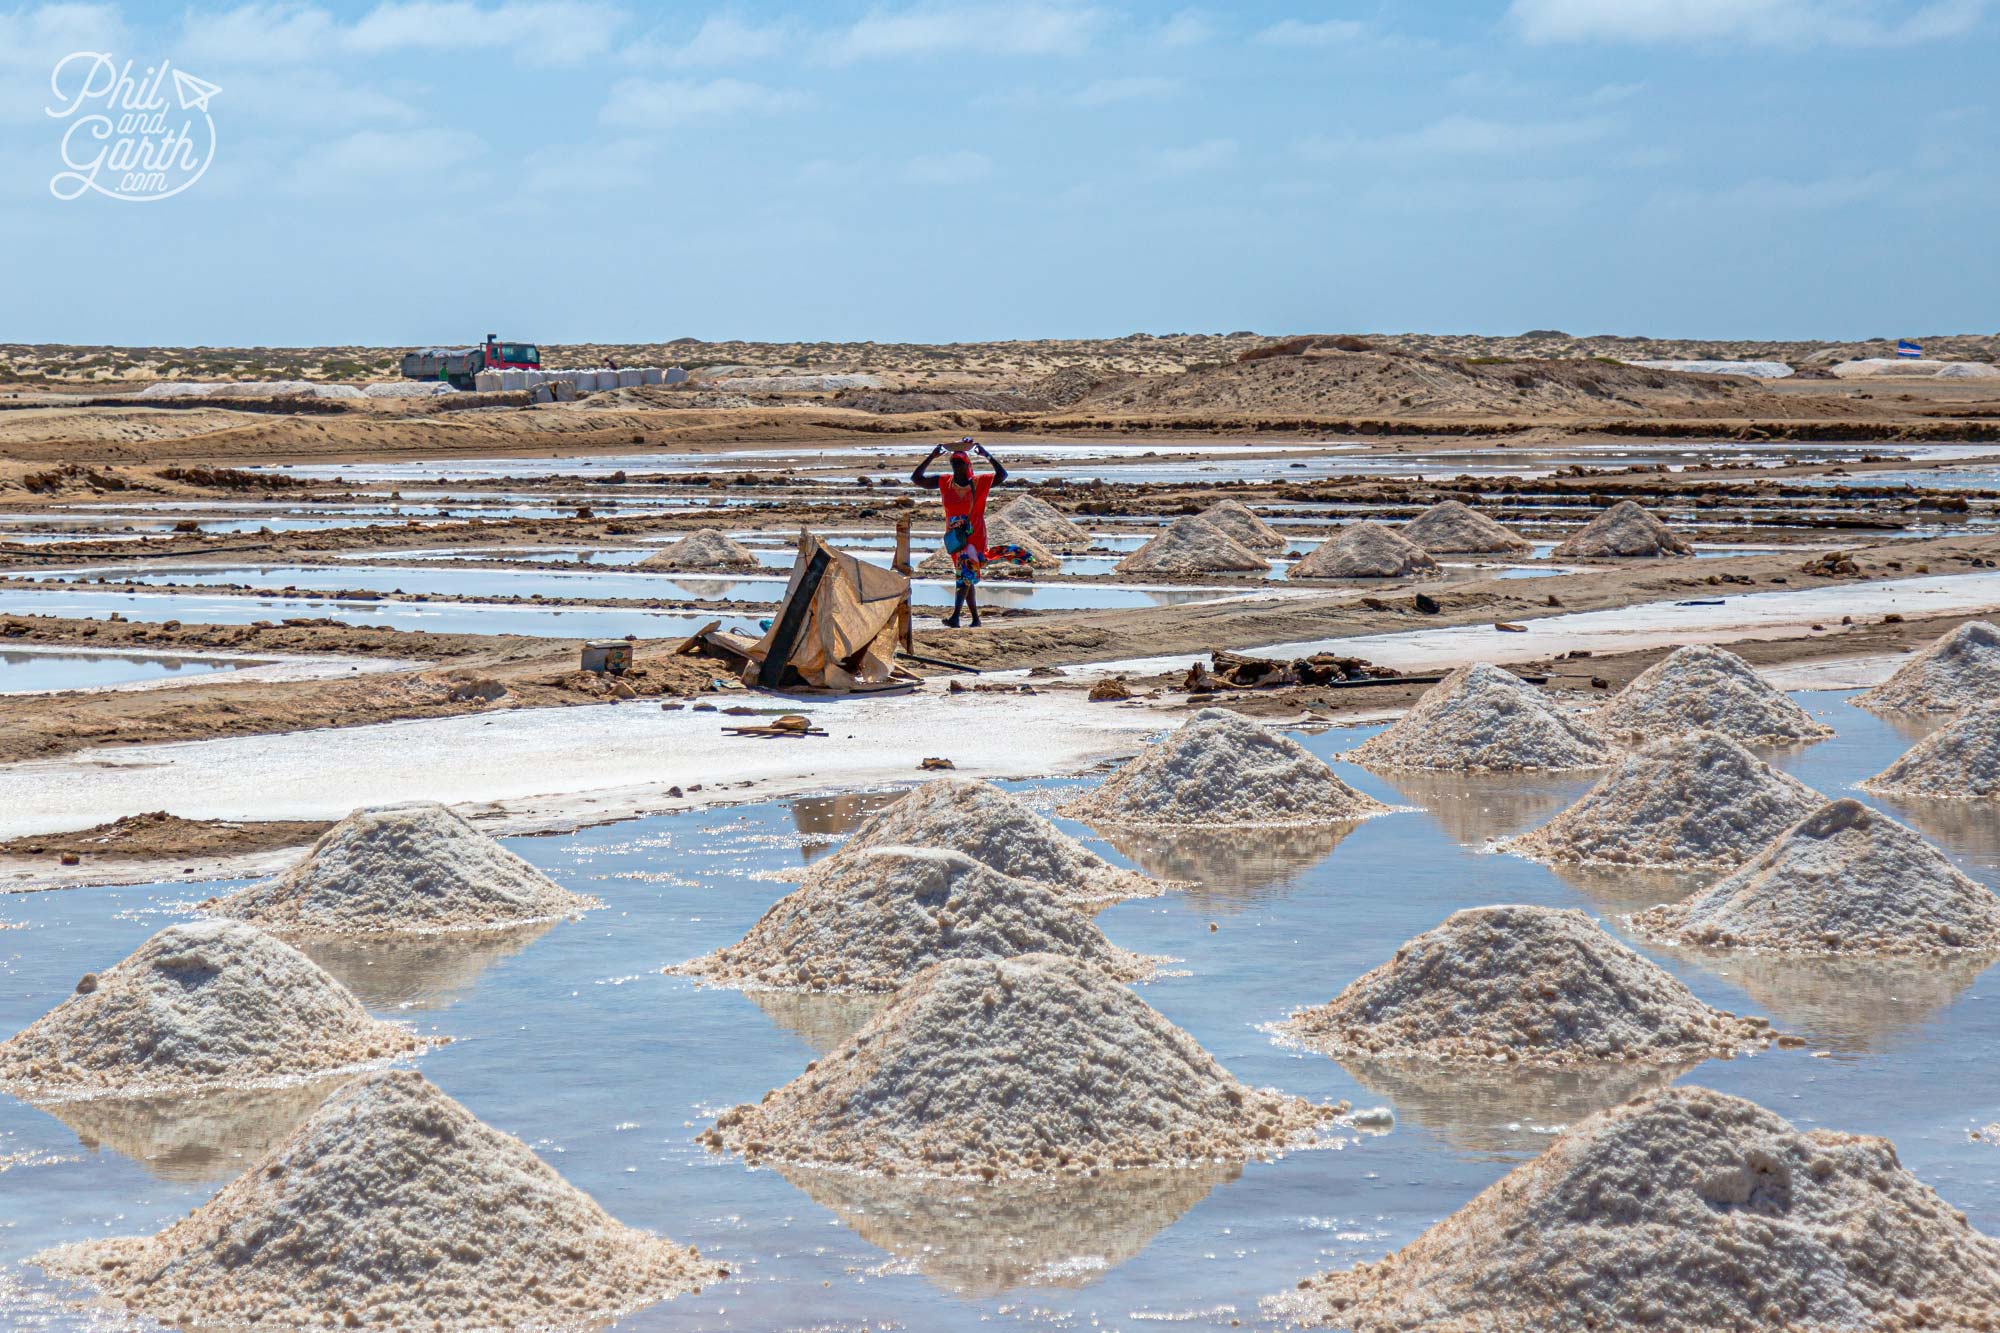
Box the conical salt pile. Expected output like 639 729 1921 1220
1633 798 2000 955
1291 521 1441 579
839 778 1162 906
699 953 1340 1177
1549 499 1693 558
1059 708 1391 828
1278 1086 2000 1332
0 920 424 1100
205 802 597 935
916 519 1060 580
1274 905 1770 1065
1350 664 1614 772
1856 619 2000 714
1500 730 1822 868
638 527 763 572
668 846 1159 992
1400 499 1533 554
1196 499 1287 553
33 1070 712 1329
1865 702 2000 799
1594 644 1833 747
994 493 1092 550
1115 516 1269 575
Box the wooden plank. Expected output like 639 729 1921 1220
668 620 722 656
756 548 830 689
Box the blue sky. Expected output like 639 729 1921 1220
2 1 1995 345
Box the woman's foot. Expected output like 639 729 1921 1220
942 614 962 628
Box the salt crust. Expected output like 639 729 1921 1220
839 778 1163 906
1548 499 1693 558
667 846 1160 993
1632 798 2000 955
205 802 597 935
637 527 763 572
0 920 424 1101
1856 620 2000 715
1500 730 1822 869
1595 644 1834 747
1278 1085 2000 1332
1195 499 1287 553
1350 664 1615 772
1115 516 1269 575
1274 905 1769 1065
1059 708 1390 828
34 1070 711 1330
701 953 1342 1178
1289 521 1441 579
1864 702 2000 799
1401 499 1534 554
993 493 1092 550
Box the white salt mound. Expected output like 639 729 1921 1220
0 920 423 1100
668 846 1159 993
1350 664 1614 773
1595 644 1833 747
1549 500 1693 558
1115 516 1269 575
34 1070 711 1330
994 493 1092 550
205 802 597 935
639 527 763 572
839 778 1163 906
1400 499 1533 554
1633 798 2000 955
1290 521 1441 579
1864 702 2000 799
1856 620 2000 714
1059 708 1390 828
1500 730 1822 869
1276 905 1769 1064
1279 1085 2000 1332
1195 499 1287 554
700 953 1341 1177
916 519 1060 579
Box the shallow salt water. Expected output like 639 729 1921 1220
0 649 265 694
7 565 1250 615
0 588 762 640
3 690 1999 1330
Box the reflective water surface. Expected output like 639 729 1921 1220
3 693 1998 1331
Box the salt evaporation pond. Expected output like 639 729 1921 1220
0 588 761 639
0 649 266 694
11 565 1248 613
4 692 1999 1330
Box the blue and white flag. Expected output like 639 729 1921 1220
1897 339 1923 358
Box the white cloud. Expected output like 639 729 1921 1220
1145 137 1237 176
600 76 805 127
1073 75 1178 106
1510 0 1985 48
2 3 125 74
287 125 486 194
1298 115 1615 161
625 13 790 66
826 3 1104 61
903 150 992 184
1155 9 1212 48
1255 17 1367 46
178 4 339 65
343 1 628 63
1654 170 1902 211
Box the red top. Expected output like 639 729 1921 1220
936 473 995 551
